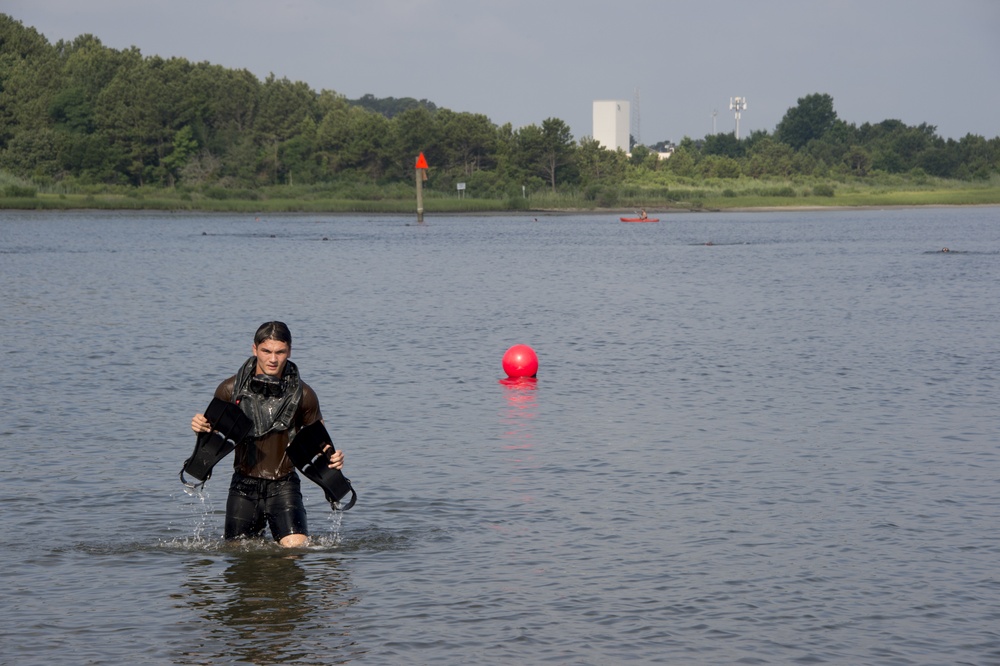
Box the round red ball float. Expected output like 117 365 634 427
502 344 538 378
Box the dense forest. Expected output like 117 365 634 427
1 13 998 203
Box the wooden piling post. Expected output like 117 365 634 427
415 152 429 223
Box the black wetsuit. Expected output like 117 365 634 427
212 360 323 541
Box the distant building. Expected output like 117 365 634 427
592 100 630 153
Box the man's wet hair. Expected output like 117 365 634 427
254 321 292 347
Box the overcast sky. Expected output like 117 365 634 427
5 0 999 144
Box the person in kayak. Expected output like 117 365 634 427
639 209 648 220
190 321 344 547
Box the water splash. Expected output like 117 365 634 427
306 508 345 549
173 483 217 544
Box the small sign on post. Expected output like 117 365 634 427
457 182 466 199
415 152 429 223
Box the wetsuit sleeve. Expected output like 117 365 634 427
298 382 323 427
214 376 236 402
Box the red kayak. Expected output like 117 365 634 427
620 217 659 223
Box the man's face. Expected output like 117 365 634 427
253 339 291 376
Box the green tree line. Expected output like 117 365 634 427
669 92 999 182
2 14 998 200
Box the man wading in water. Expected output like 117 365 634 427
190 321 344 547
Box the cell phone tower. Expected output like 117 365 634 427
632 87 641 147
730 97 747 139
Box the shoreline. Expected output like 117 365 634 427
2 201 998 216
526 202 1000 215
689 202 1000 214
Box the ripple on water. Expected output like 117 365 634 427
3 209 1000 664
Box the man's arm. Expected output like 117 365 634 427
190 377 235 434
300 383 343 469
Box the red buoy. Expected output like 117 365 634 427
502 344 538 378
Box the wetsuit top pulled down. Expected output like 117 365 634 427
214 357 323 480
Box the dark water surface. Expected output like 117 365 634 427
2 207 998 665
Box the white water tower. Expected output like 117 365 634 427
593 100 630 152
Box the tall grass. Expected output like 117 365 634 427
2 170 999 212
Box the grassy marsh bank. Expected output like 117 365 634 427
2 173 999 214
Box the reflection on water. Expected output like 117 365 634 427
179 551 360 664
194 552 313 631
499 376 537 450
499 377 539 509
